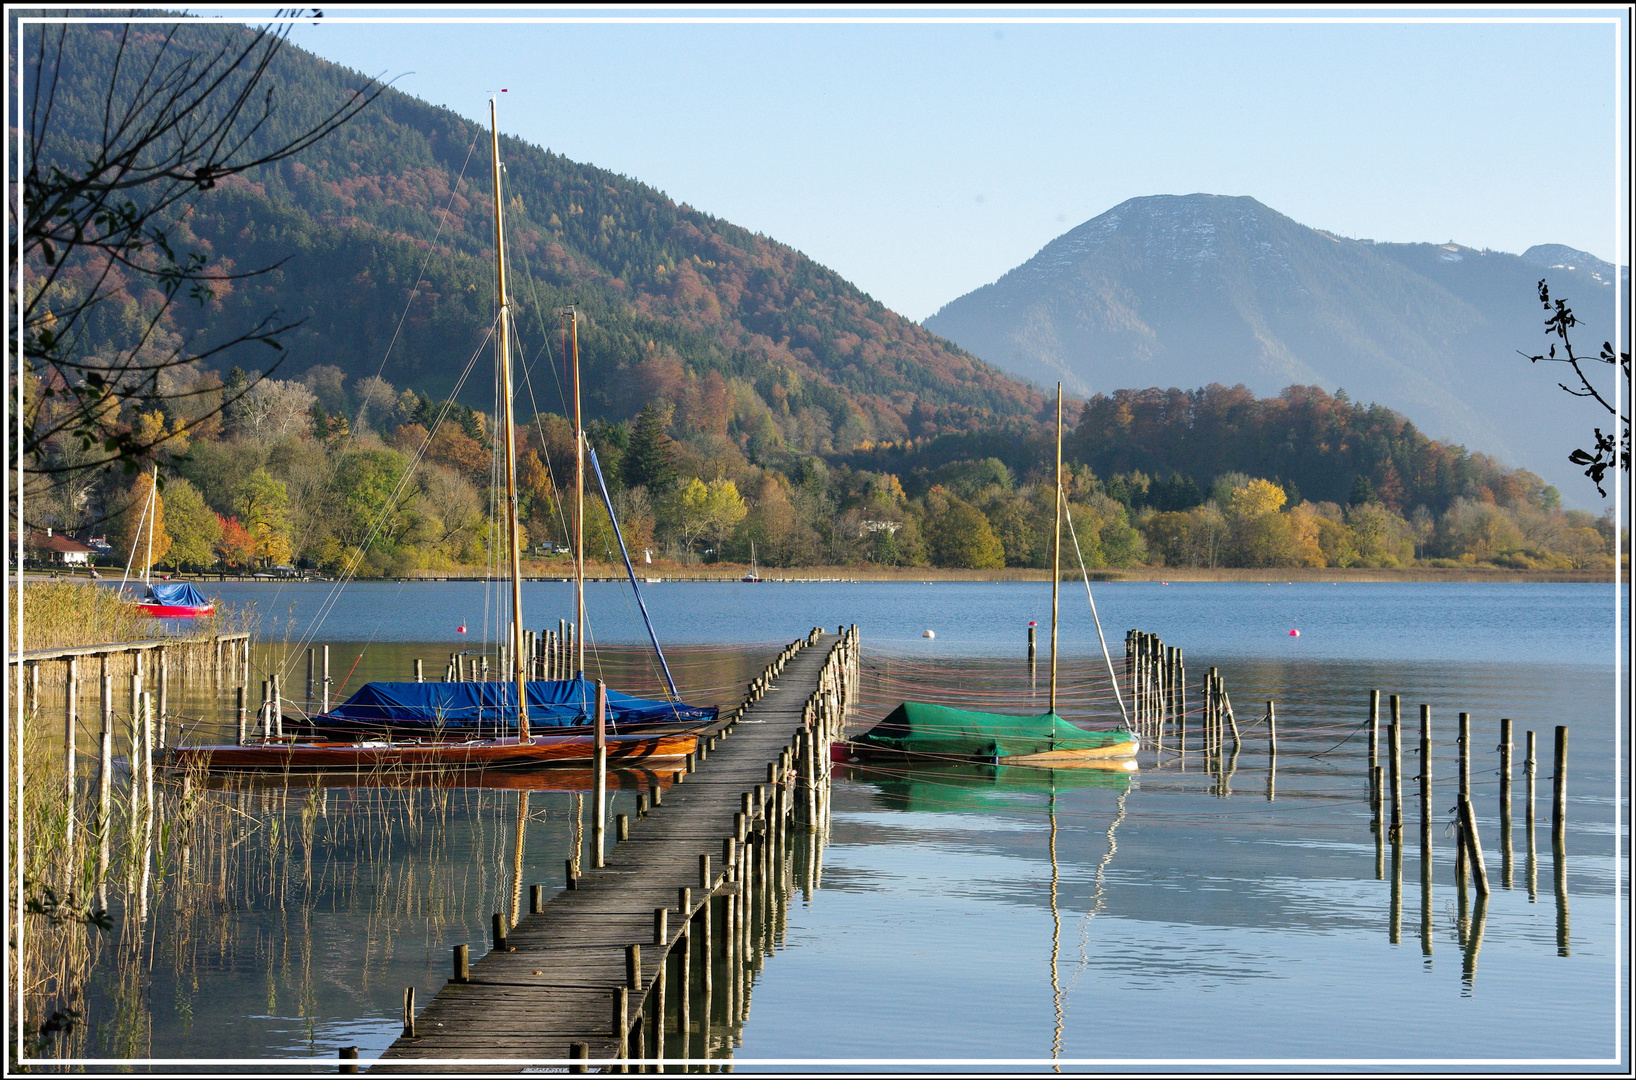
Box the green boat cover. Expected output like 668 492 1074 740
855 701 1136 759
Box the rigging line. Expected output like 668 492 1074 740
1060 501 1129 728
275 319 500 680
364 129 482 389
510 315 575 558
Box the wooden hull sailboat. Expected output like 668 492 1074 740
850 383 1137 767
169 730 698 773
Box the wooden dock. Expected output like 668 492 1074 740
372 625 859 1072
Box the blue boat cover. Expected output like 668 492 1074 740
146 582 210 607
321 678 715 730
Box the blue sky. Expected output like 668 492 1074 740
268 8 1628 322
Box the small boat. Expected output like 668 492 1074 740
138 581 215 619
853 384 1136 767
742 540 761 582
120 466 217 617
847 701 1137 765
169 729 698 773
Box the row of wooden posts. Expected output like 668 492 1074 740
1366 690 1567 899
10 634 252 860
1123 630 1275 760
353 626 862 1070
425 621 582 684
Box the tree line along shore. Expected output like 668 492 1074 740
24 368 1624 582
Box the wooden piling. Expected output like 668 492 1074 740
453 944 469 982
339 1046 359 1073
236 686 247 745
531 883 545 915
415 658 424 683
307 647 316 711
594 681 608 868
1267 700 1277 759
1368 690 1380 806
403 986 416 1038
1459 797 1490 896
321 645 330 711
1525 730 1537 834
1552 725 1567 839
493 912 508 951
1419 705 1433 870
64 657 77 850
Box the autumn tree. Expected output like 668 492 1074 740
160 478 221 569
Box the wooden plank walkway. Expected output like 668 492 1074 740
373 626 858 1073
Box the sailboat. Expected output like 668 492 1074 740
742 540 761 582
849 384 1138 766
177 98 711 772
121 466 216 618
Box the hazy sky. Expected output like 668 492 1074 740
271 8 1629 323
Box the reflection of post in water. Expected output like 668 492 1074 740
571 793 584 876
1388 836 1402 945
1265 747 1275 803
1553 830 1570 957
1461 892 1488 991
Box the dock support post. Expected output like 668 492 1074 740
594 681 608 868
64 658 77 850
452 944 469 982
414 658 423 683
321 645 330 712
307 647 315 712
236 687 247 745
98 657 113 890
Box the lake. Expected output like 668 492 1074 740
50 580 1628 1070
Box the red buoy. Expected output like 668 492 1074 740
1289 628 1300 637
457 625 467 634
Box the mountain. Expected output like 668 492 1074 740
29 19 1048 454
923 195 1627 502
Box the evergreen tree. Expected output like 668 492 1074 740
1349 475 1376 506
623 403 677 493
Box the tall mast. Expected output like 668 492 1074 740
144 465 157 586
1050 383 1062 716
490 97 529 741
571 311 585 678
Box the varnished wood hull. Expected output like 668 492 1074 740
169 731 697 772
1001 740 1141 764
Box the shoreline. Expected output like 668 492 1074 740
25 565 1617 585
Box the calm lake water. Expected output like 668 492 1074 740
56 580 1629 1070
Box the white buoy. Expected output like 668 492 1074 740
922 629 935 639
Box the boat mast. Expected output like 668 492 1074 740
1050 383 1062 715
570 311 585 678
489 97 529 741
143 465 157 586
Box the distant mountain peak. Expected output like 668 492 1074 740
923 195 1626 505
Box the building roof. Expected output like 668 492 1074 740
26 531 95 554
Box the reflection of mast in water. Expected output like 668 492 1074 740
509 790 529 928
1049 789 1063 1070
